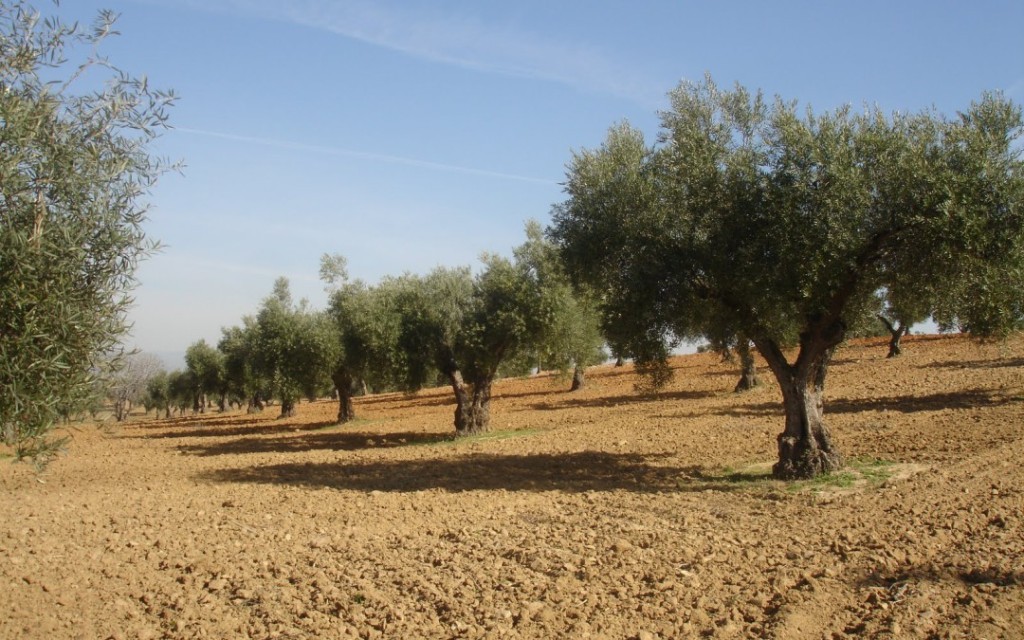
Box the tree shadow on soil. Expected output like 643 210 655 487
858 564 1024 590
126 418 340 440
530 390 716 412
178 429 452 456
197 453 773 494
920 357 1024 370
704 388 1018 419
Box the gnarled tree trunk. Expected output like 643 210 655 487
279 396 296 419
449 370 492 436
333 372 356 423
755 335 843 479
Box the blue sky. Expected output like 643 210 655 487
61 0 1024 367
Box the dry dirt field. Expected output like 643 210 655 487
2 334 1024 639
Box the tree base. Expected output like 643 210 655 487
455 423 490 437
733 374 760 393
279 405 296 419
772 435 843 480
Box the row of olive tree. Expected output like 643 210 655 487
163 226 606 436
550 76 1024 479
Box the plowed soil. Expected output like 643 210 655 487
2 334 1024 639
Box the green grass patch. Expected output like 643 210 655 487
683 458 896 495
785 457 895 493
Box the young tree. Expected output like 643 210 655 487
552 76 1024 478
0 2 175 462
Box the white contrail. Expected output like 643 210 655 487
132 0 661 105
175 126 558 185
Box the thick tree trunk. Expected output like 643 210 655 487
449 370 492 436
733 340 760 392
570 364 586 391
279 397 296 419
755 336 843 480
333 372 356 423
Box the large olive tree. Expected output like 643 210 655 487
0 3 175 462
552 76 1024 479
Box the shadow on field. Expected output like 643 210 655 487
530 389 715 411
128 418 338 440
178 429 452 456
708 388 1017 419
921 357 1024 371
828 389 1020 414
197 452 768 494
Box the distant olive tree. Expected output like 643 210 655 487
0 2 175 463
185 340 226 413
514 221 606 391
321 254 403 423
390 254 545 435
218 320 269 413
108 352 165 422
251 278 334 418
552 76 1024 479
142 370 172 418
167 370 194 417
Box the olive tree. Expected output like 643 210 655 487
167 370 194 417
142 370 172 418
552 76 1024 479
391 255 544 436
321 254 402 423
184 340 226 413
514 221 606 391
0 2 175 462
251 278 333 418
218 320 268 413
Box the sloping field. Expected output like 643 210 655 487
2 334 1023 639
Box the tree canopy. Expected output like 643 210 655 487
551 76 1024 478
386 253 548 435
249 278 334 418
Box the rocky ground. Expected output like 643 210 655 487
2 334 1023 639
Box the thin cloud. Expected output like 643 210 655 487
138 0 661 105
175 126 557 185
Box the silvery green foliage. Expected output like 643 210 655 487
0 2 175 463
553 75 1024 379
